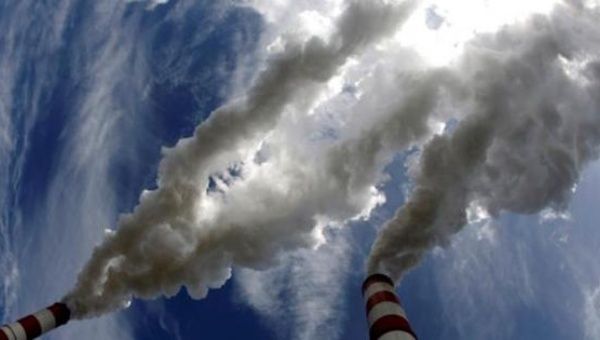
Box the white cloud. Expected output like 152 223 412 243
47 314 133 340
395 0 561 66
0 43 16 322
539 208 572 224
584 285 600 339
567 161 600 339
420 158 600 338
0 0 166 338
125 0 169 10
235 229 352 340
245 0 344 29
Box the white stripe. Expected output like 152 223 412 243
34 309 56 333
378 330 416 340
1 326 16 340
367 301 407 326
364 282 395 301
6 323 26 340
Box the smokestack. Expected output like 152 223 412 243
0 303 70 340
362 274 417 340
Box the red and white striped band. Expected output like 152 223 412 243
0 303 70 340
363 274 417 340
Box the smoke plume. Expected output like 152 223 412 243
368 1 600 281
64 0 600 321
63 0 417 318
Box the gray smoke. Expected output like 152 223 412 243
63 0 600 321
368 1 600 281
63 0 417 318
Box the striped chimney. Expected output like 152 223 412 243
362 274 417 340
0 303 70 340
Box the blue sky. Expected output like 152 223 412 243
1 1 600 339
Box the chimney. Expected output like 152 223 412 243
1 303 70 340
362 274 417 340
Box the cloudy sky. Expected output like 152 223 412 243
1 0 600 339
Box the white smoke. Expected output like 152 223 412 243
63 0 417 318
368 1 600 280
63 0 600 325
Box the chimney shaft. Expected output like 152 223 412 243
0 303 70 340
362 274 417 340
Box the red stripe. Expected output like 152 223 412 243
370 315 417 340
362 274 395 295
0 329 8 340
18 315 42 338
366 291 401 314
48 303 70 326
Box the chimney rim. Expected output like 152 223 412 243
362 273 395 294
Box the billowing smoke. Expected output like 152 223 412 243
63 0 417 318
368 1 600 280
63 0 600 322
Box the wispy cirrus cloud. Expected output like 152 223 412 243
124 0 169 10
413 160 600 339
235 229 353 340
584 284 600 339
0 0 162 339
